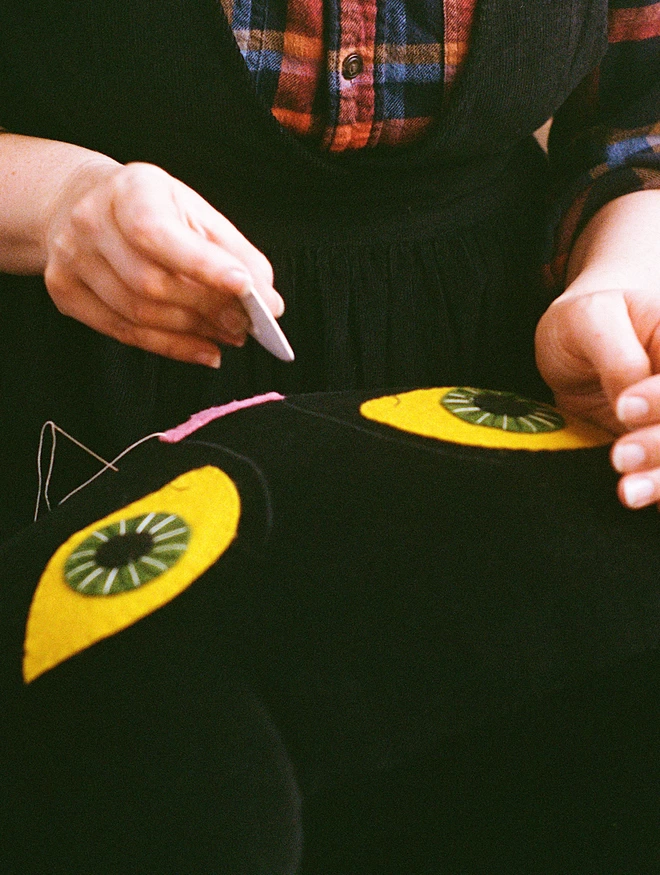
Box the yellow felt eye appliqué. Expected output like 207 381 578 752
360 388 613 450
24 466 240 683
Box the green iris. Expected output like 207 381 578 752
64 512 190 596
441 387 565 433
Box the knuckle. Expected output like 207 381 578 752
115 162 158 197
172 307 201 334
48 230 75 262
69 197 102 235
562 295 591 325
614 351 647 374
115 168 170 247
124 161 163 184
134 266 168 302
124 296 152 326
124 207 160 249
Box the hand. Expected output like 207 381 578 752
535 286 660 509
44 160 284 367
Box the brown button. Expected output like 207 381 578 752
341 53 363 80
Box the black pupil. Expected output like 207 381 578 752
472 392 533 418
95 531 154 568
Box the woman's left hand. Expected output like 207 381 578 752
535 190 660 510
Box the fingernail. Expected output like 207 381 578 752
611 442 646 473
196 349 221 369
622 476 654 509
617 395 650 425
272 291 285 318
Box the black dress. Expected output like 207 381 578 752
3 5 660 872
0 0 607 534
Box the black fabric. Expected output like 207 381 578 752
4 663 302 874
0 1 609 537
0 1 606 180
0 149 554 538
2 391 660 871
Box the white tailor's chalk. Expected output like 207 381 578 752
241 285 295 363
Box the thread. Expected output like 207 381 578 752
58 433 165 508
33 393 283 520
34 423 164 521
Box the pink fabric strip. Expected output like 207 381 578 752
159 392 285 443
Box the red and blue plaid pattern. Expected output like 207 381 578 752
220 0 660 282
548 0 660 285
220 0 475 150
442 0 475 97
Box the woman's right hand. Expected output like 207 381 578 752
43 159 283 367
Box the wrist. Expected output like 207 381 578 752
566 190 660 297
0 134 121 274
43 156 122 270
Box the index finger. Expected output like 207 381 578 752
119 205 253 297
561 291 652 408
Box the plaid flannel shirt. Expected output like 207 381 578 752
548 0 660 285
221 0 660 281
220 0 474 149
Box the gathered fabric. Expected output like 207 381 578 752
0 0 638 534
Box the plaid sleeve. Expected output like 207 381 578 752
545 0 660 289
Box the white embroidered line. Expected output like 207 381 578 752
67 548 97 561
148 514 177 534
128 563 141 587
66 560 96 577
102 568 119 595
529 415 558 427
77 567 105 591
153 527 188 542
136 513 156 533
140 556 168 571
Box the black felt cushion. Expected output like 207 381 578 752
1 390 660 872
